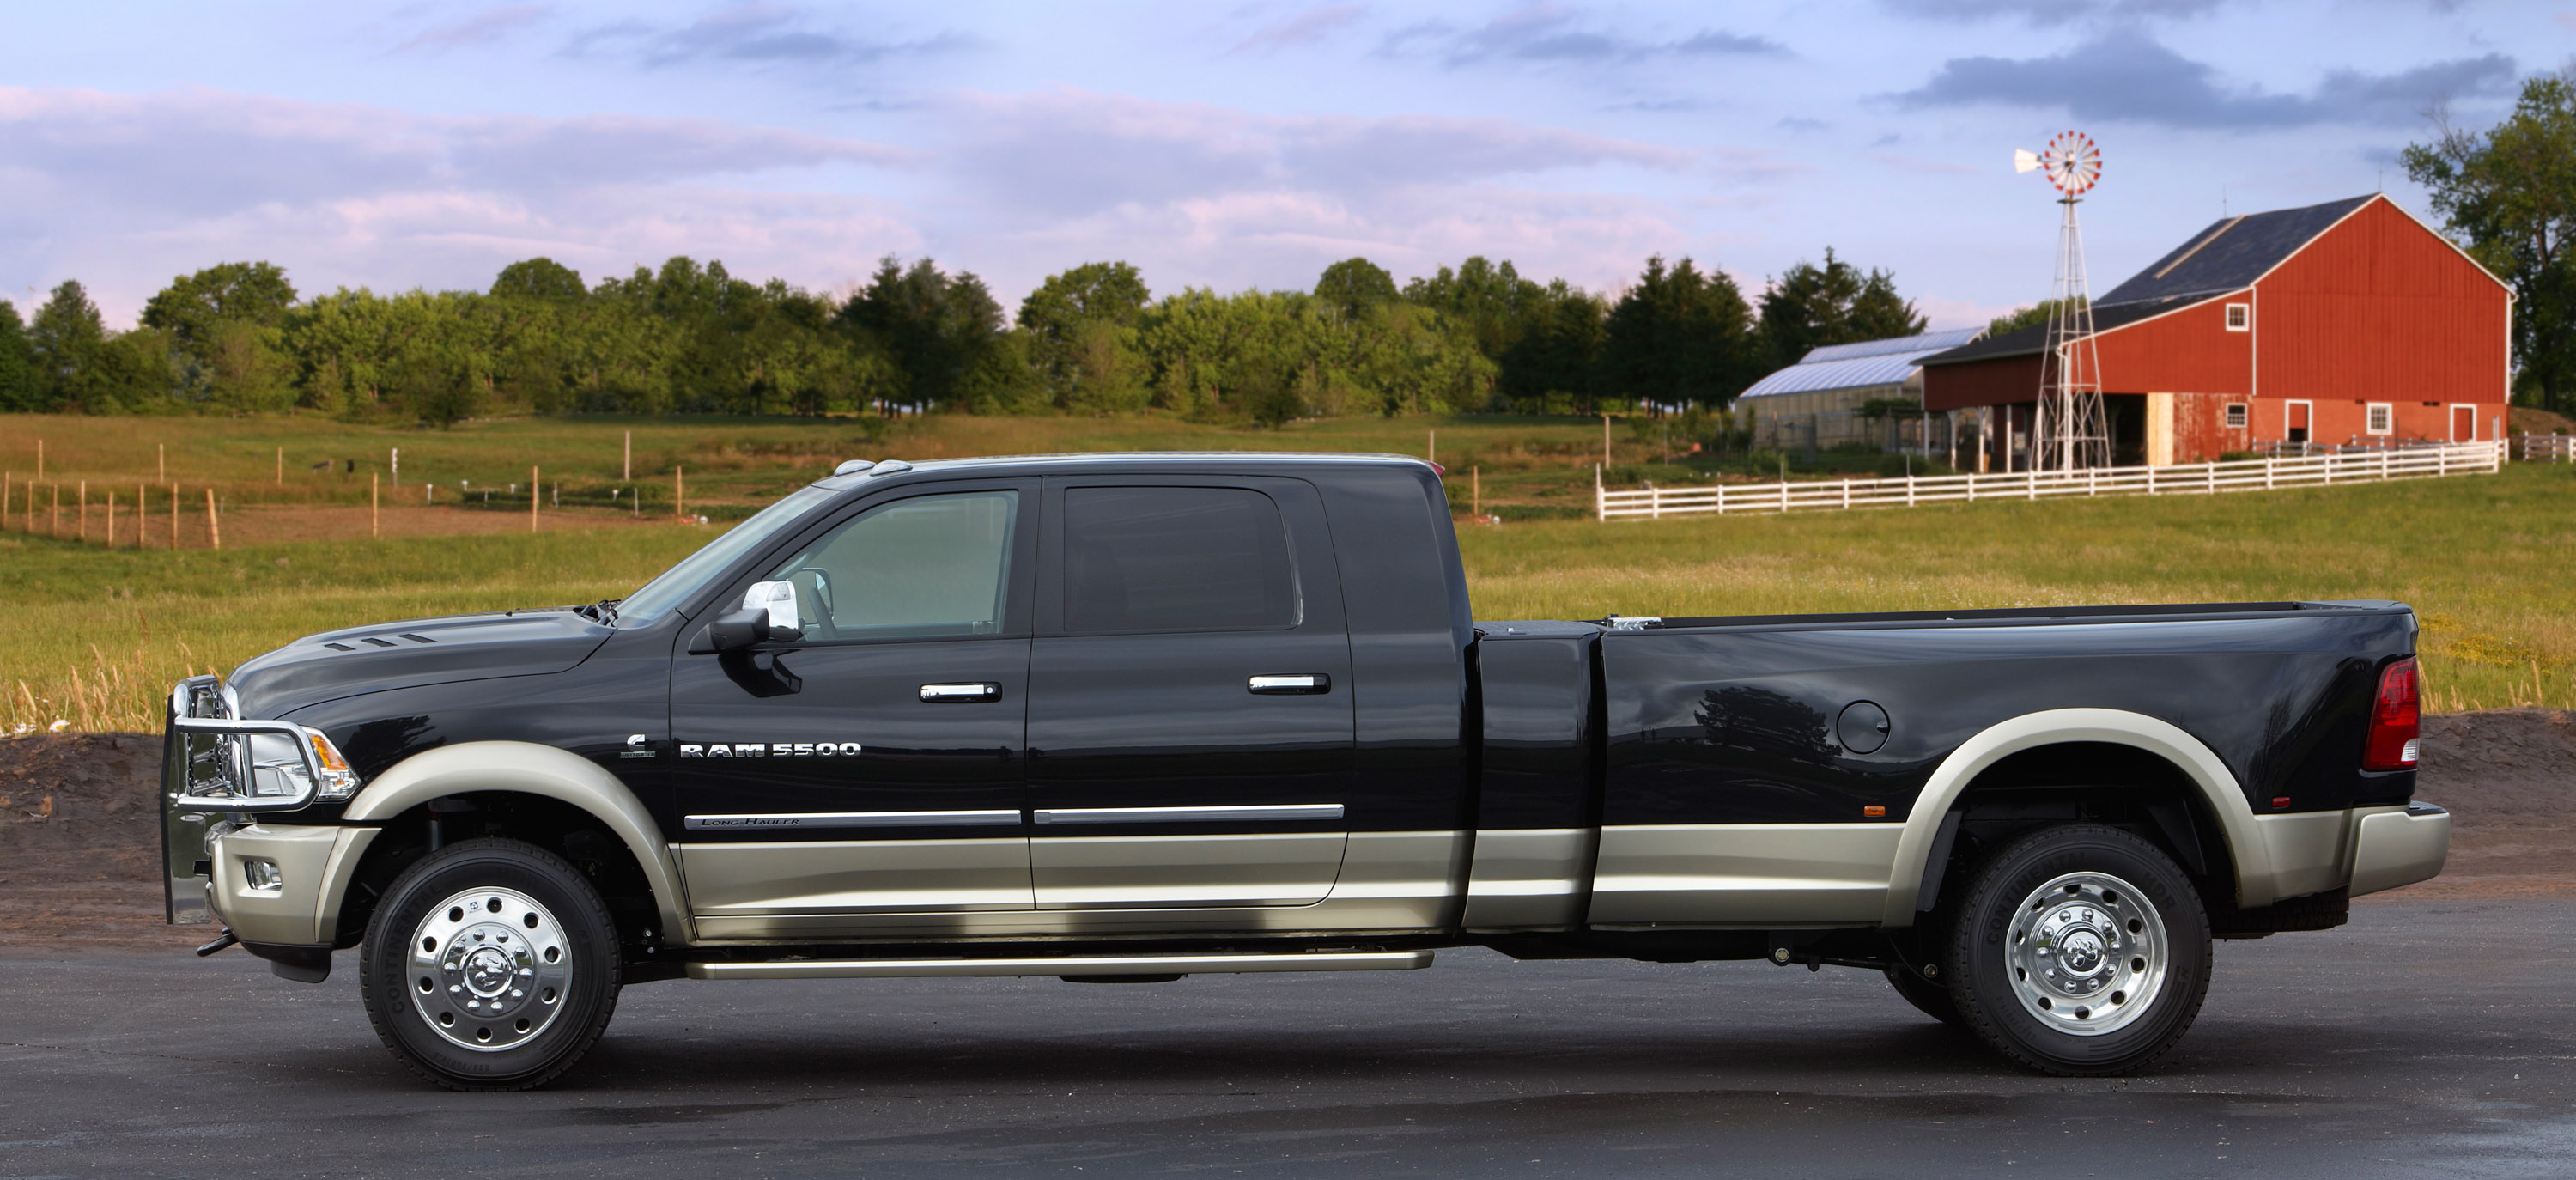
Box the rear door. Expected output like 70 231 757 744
1025 476 1355 909
670 479 1038 939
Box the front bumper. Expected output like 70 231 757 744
201 823 380 947
2349 801 2450 897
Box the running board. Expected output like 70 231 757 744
683 950 1434 981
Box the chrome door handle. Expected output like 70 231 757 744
1248 673 1330 695
920 682 1003 703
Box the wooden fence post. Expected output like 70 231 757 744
78 480 87 541
106 490 115 548
136 484 144 549
372 472 380 538
677 465 686 521
530 465 540 532
168 484 179 549
205 488 221 550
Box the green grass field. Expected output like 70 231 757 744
3 412 2569 731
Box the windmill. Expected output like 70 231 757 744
2014 131 2111 471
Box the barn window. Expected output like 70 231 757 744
2224 404 2248 429
2225 303 2250 331
2366 403 2394 435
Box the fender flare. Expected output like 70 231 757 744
339 741 694 943
1879 708 2272 926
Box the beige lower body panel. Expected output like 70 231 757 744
678 838 1035 919
1463 828 1597 930
207 824 380 946
684 831 1466 943
1587 824 1904 928
1030 832 1348 908
2251 810 2360 901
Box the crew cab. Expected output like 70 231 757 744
161 452 2451 1089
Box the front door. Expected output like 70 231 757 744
671 481 1038 939
1026 477 1355 910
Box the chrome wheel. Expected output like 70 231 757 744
405 886 573 1053
2005 871 2166 1037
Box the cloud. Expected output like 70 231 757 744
0 86 917 320
1880 0 2219 25
943 88 1691 221
390 3 550 54
1391 3 1784 66
1894 32 2514 127
568 3 973 70
1227 4 1362 55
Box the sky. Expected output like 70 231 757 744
0 1 2557 331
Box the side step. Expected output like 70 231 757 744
684 950 1434 981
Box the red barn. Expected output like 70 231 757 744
1918 194 2512 469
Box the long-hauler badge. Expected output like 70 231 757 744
679 741 864 758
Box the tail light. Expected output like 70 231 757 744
2362 657 2420 771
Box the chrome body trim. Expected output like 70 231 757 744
1032 804 1345 825
918 682 1003 703
683 810 1020 831
1247 673 1330 694
685 950 1433 980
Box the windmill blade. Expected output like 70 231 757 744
2013 149 2040 173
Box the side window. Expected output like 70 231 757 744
766 490 1018 640
1061 486 1297 633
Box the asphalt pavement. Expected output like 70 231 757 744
3 895 2568 1178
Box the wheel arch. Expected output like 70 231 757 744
1881 709 2272 926
338 741 692 944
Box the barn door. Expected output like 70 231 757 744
2451 405 2476 442
2286 401 2312 446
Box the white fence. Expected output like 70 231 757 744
1597 440 2509 520
2519 434 2575 463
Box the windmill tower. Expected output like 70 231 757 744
2014 132 2110 470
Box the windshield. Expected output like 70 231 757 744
612 484 841 624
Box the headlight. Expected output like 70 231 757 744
240 727 361 803
168 678 363 811
307 728 361 801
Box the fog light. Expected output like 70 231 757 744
243 859 283 892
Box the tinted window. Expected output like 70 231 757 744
1062 487 1297 633
767 490 1018 639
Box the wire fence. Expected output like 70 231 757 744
1597 440 2510 520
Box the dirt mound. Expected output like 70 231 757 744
0 733 201 948
2 711 2568 946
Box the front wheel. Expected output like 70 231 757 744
1942 824 2211 1075
360 838 622 1090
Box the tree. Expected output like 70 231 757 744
1984 297 2083 338
842 257 1024 412
1018 262 1151 412
2405 71 2576 412
29 281 107 410
0 300 34 411
491 258 587 302
1601 256 1757 410
1315 258 1398 320
140 261 297 353
1496 282 1607 410
1756 248 1926 371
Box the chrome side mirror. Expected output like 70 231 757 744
708 580 800 650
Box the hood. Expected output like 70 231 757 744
229 607 617 720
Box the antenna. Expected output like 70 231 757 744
2011 131 2109 471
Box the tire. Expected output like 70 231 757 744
1885 963 1964 1027
1941 824 2211 1076
360 838 622 1091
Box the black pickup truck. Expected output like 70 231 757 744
162 452 2450 1089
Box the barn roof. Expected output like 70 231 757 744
1917 194 2386 368
1914 295 2209 367
2095 194 2376 307
1740 327 1984 398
